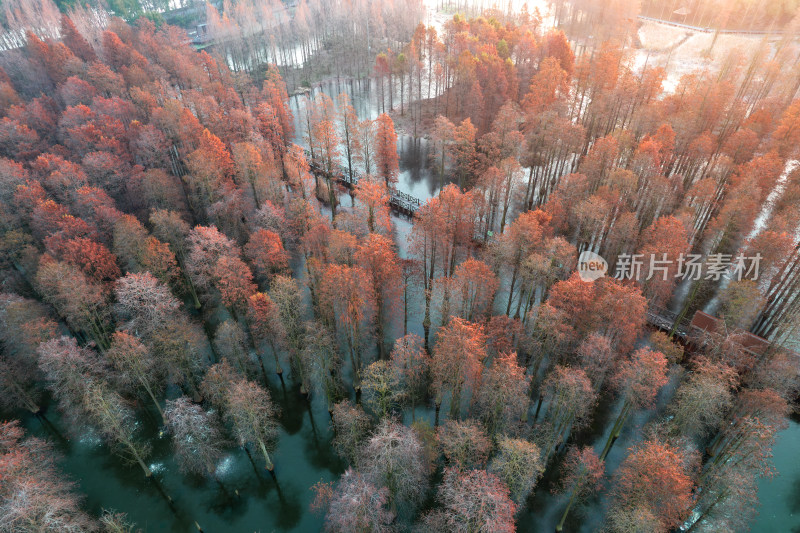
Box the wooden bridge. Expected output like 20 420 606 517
304 151 421 217
637 15 795 36
646 305 692 338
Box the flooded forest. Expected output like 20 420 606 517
1 0 800 531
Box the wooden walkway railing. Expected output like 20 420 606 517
305 151 421 216
646 305 692 338
637 15 793 36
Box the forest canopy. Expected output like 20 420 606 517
0 0 799 532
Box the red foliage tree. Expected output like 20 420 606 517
601 347 669 459
609 440 695 533
318 264 375 388
636 216 691 306
434 468 517 532
431 317 487 423
213 254 257 317
555 446 604 531
374 113 399 186
355 234 402 359
247 292 286 377
244 228 289 284
451 257 498 321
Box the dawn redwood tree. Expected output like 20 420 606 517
649 331 685 364
717 280 766 331
485 316 525 361
300 320 344 410
409 195 441 349
330 400 373 465
497 157 523 234
213 254 257 319
164 397 227 480
436 184 480 277
488 437 545 505
450 257 498 321
704 388 789 482
308 95 340 218
148 319 208 402
318 264 375 388
434 468 517 532
322 469 393 533
213 320 255 377
607 440 695 533
231 142 272 210
538 365 596 461
689 463 760 533
635 216 691 306
184 128 234 216
354 176 391 234
223 377 280 472
247 292 286 377
112 216 183 296
491 209 551 316
360 360 404 420
34 256 111 350
475 352 530 439
270 275 305 368
668 357 738 441
114 272 181 341
575 333 617 391
359 420 431 514
438 419 492 471
106 331 167 425
746 349 800 401
389 334 429 422
545 274 647 354
449 119 479 188
431 115 455 176
53 237 121 285
554 446 605 531
200 360 239 417
0 421 96 532
601 348 669 460
83 382 154 478
356 118 376 176
336 93 360 183
374 113 399 186
37 336 102 420
355 234 401 359
185 225 237 298
244 228 289 284
430 317 487 423
477 166 506 239
0 296 57 415
690 327 761 374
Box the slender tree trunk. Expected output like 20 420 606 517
258 439 274 471
556 484 580 532
600 401 631 460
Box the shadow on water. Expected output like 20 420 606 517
15 369 344 533
288 78 449 205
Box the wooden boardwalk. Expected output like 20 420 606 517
305 151 421 217
646 305 692 338
638 15 794 36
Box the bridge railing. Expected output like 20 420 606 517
303 150 421 215
646 305 692 337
